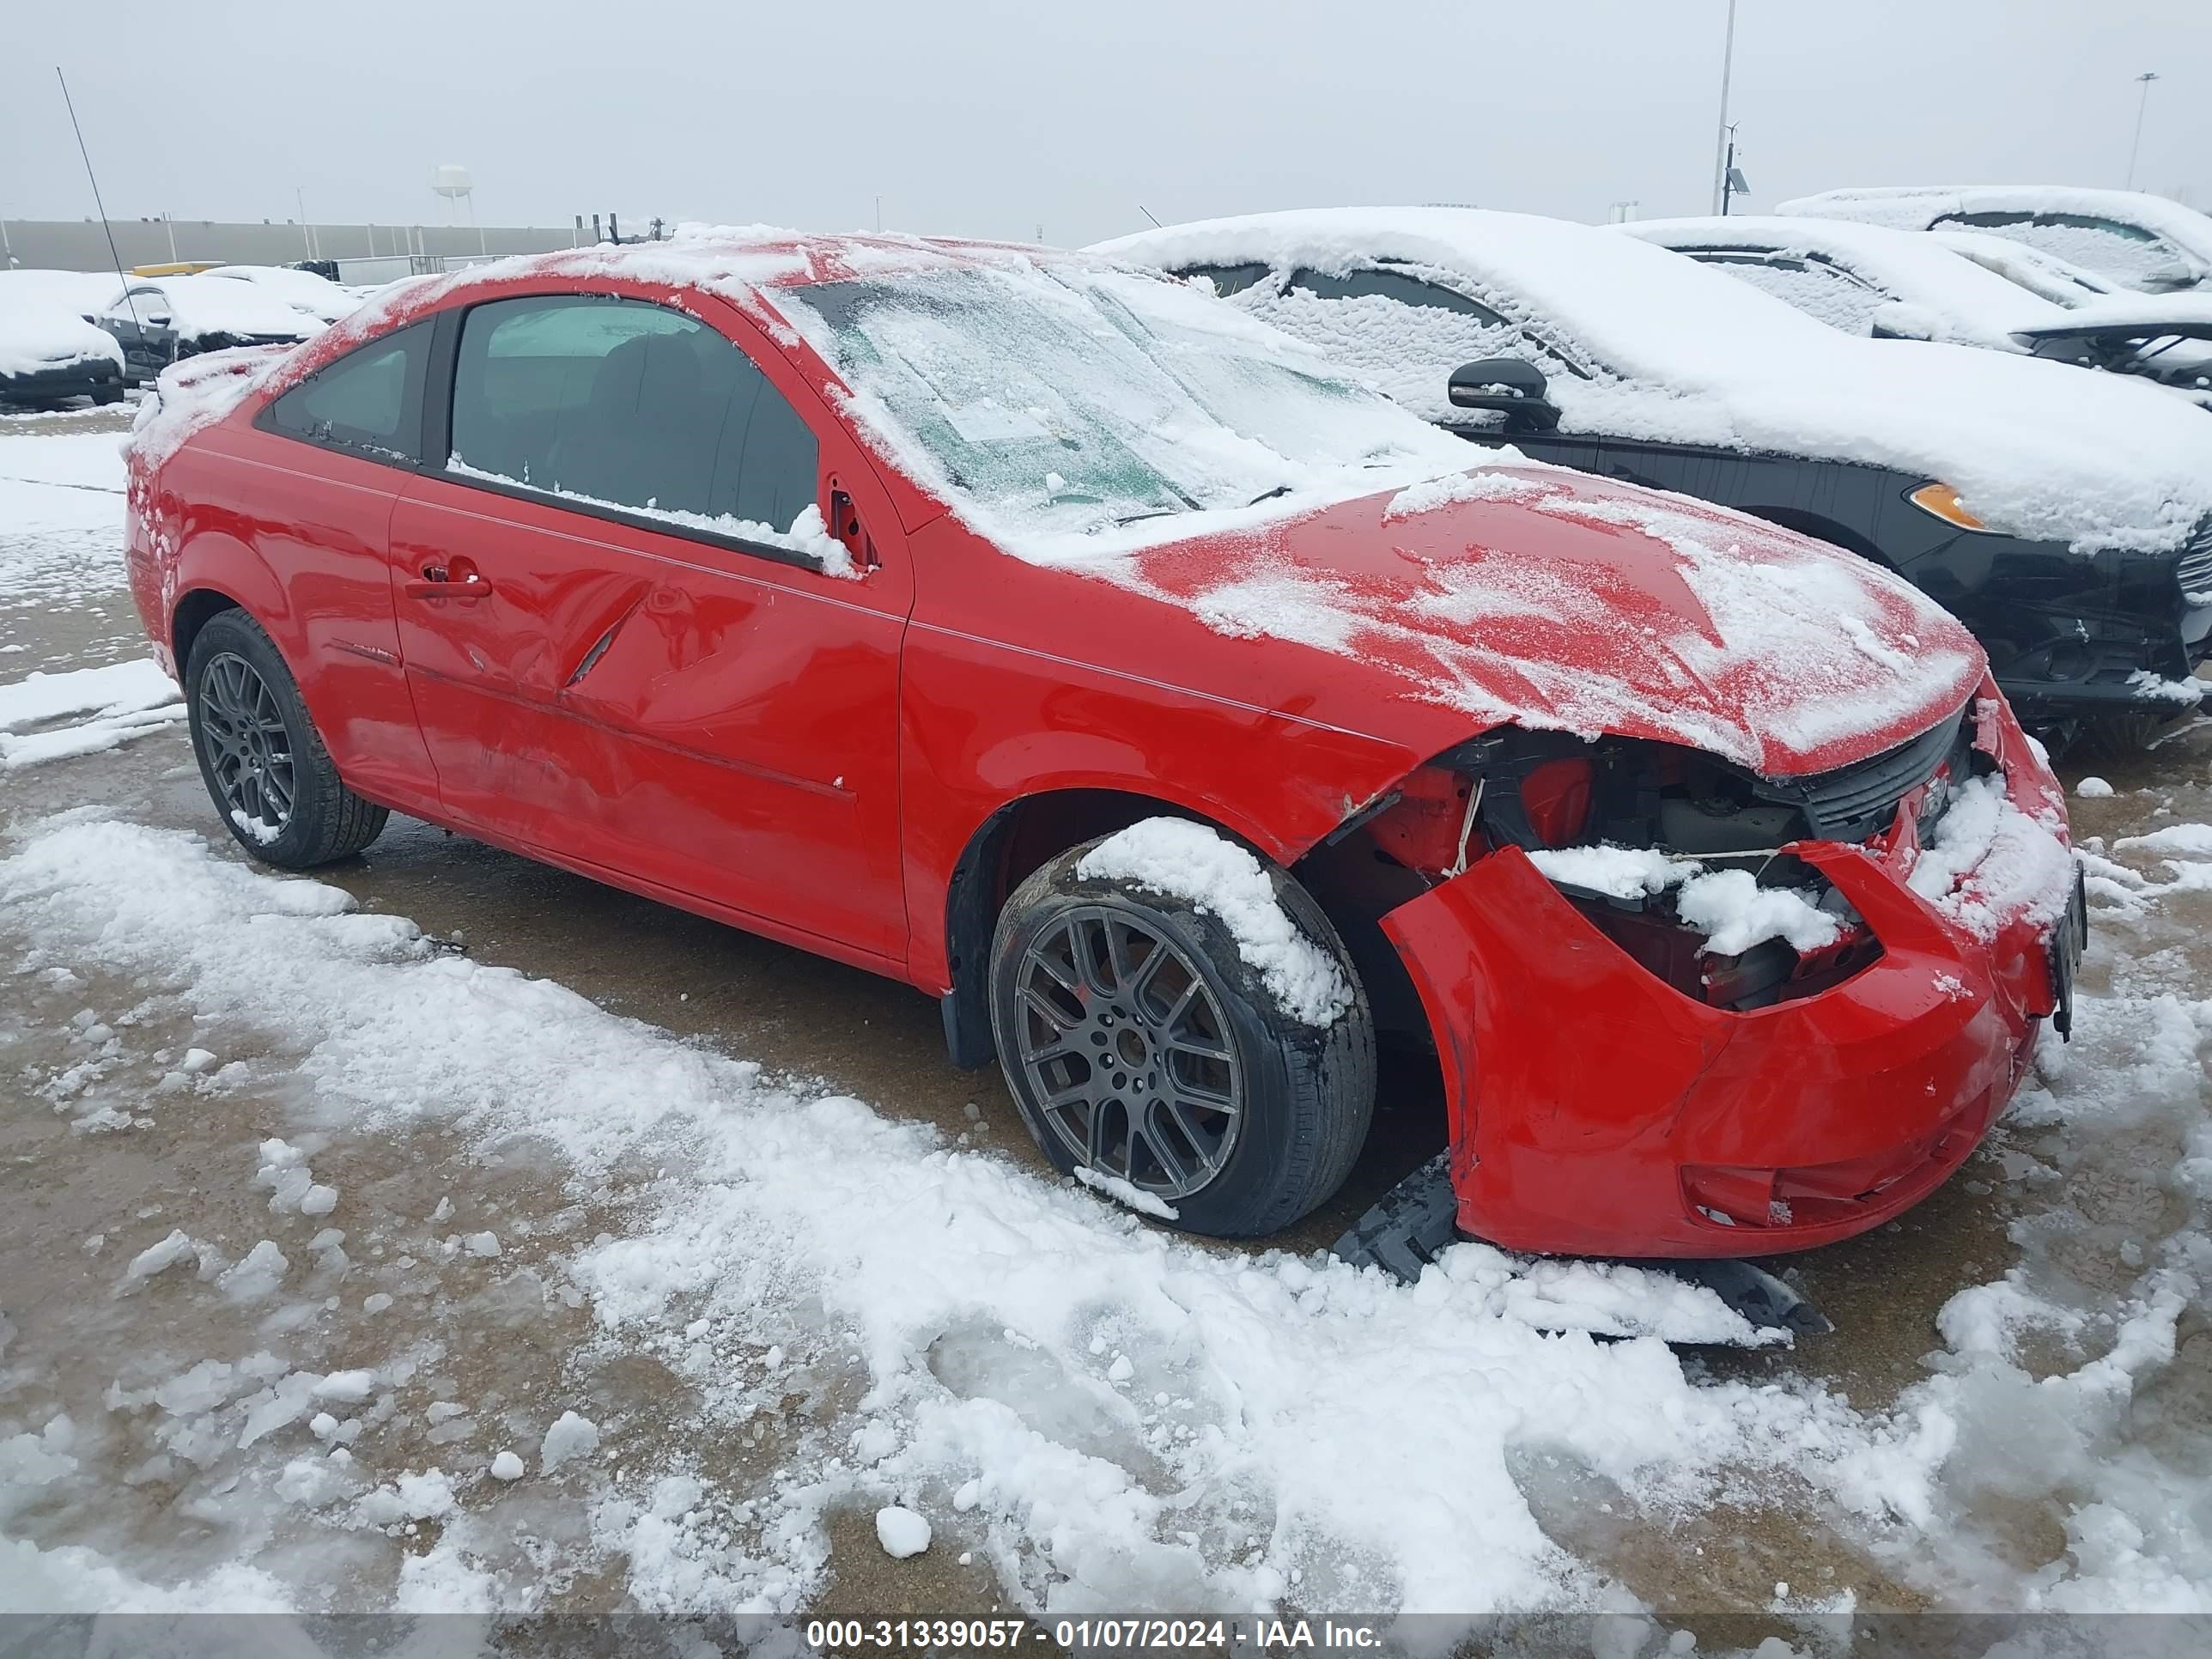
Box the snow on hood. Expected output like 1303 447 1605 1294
1122 461 1984 774
1096 207 2212 554
0 273 125 377
118 274 326 344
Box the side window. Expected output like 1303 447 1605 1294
113 287 170 325
1174 263 1270 298
264 320 430 462
1285 265 1507 321
1684 252 1889 336
1936 210 2187 289
447 294 819 539
1244 263 1539 422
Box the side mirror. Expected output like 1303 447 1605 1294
1447 358 1559 432
2144 261 2203 294
1870 301 1938 342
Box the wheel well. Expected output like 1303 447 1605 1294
1741 507 1893 568
939 790 1208 1067
172 588 242 672
937 787 1426 1069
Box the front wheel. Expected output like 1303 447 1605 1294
988 834 1374 1237
185 609 388 868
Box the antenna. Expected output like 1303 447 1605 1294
56 68 142 331
1137 204 1164 228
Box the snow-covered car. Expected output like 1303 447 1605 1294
0 271 127 408
1776 186 2212 295
204 264 362 325
1619 215 2212 403
120 230 2081 1261
1098 207 2212 745
90 274 325 385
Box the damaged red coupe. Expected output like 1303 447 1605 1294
121 232 2085 1260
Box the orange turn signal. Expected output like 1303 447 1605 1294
1907 482 1993 532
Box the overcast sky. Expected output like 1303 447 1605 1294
8 0 2208 246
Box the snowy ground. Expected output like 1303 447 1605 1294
2 418 2209 1646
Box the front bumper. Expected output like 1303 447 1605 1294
1379 696 2074 1260
0 358 124 406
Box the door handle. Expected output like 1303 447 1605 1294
404 562 493 602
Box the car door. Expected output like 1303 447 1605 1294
387 289 915 966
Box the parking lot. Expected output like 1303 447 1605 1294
3 403 2209 1637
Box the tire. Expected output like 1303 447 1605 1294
185 609 387 869
988 836 1375 1238
2081 707 2186 758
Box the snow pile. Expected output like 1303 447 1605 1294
1075 817 1352 1026
1382 467 1547 519
0 271 125 378
1528 846 1842 957
875 1505 932 1559
1906 775 2079 942
1097 207 2212 554
0 659 185 770
252 1139 337 1218
447 459 853 576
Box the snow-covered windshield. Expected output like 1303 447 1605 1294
783 264 1459 540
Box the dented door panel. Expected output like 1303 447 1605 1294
388 476 910 958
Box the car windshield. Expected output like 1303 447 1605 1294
782 262 1455 539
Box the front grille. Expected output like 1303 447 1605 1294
2179 522 2212 605
1751 706 1967 843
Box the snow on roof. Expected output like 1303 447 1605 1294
1096 206 2212 554
204 265 358 322
109 273 327 343
1778 185 2212 257
0 272 125 377
132 225 1984 770
1618 215 2067 348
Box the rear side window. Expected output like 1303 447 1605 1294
447 294 818 537
1934 210 2188 289
1285 265 1507 322
1683 251 1889 336
264 320 430 463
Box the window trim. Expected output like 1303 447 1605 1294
253 319 432 471
424 291 836 578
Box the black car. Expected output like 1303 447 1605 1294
1101 208 2212 747
88 276 322 386
0 276 127 408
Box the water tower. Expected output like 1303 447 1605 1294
432 165 475 225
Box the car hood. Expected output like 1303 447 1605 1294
0 311 125 376
1119 460 1987 777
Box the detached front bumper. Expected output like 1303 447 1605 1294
1379 702 2075 1260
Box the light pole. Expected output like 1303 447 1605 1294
2126 71 2160 191
1711 0 1740 215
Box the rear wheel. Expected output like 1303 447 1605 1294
988 837 1374 1237
185 610 387 868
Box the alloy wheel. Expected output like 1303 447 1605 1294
198 651 296 842
1012 905 1244 1201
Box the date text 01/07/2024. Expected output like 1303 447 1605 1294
803 1618 1389 1650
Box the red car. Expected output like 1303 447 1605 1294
122 233 2085 1257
